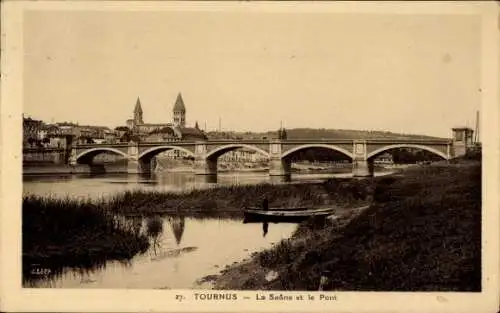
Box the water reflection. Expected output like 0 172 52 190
168 215 186 246
146 217 164 255
194 174 218 185
262 222 269 238
269 175 292 183
24 215 298 289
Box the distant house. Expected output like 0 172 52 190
93 138 106 144
177 126 207 141
144 126 178 142
103 129 117 143
48 135 72 149
23 116 44 147
41 124 60 138
374 152 394 164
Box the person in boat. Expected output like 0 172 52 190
262 197 269 211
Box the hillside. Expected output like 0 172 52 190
206 128 447 140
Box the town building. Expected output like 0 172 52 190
373 152 394 165
122 92 206 143
23 116 44 147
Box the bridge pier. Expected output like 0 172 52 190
194 174 218 186
268 139 291 178
270 175 291 183
352 141 373 178
69 147 77 166
127 158 157 175
127 141 154 175
268 157 291 177
127 158 141 174
193 141 218 176
352 158 374 177
193 157 217 175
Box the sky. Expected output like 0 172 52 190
23 8 482 138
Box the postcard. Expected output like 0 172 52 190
1 1 499 312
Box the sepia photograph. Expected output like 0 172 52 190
1 1 499 312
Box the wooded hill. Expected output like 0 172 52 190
206 128 447 141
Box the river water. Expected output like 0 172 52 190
23 170 388 289
22 171 358 200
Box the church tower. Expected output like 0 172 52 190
173 92 186 127
134 97 144 125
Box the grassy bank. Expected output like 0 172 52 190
23 178 373 221
91 179 373 217
213 161 481 291
22 196 150 283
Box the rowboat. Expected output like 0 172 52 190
243 206 336 223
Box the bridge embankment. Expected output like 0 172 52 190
211 159 481 291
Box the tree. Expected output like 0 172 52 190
115 126 130 131
130 134 141 143
120 132 131 142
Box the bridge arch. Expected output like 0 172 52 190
366 144 449 160
138 146 196 161
205 144 270 160
75 147 129 162
280 144 353 160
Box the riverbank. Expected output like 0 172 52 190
211 160 481 291
23 196 150 283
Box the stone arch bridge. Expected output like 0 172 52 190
71 137 456 178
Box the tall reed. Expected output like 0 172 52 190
22 195 150 282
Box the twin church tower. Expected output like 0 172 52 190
126 92 188 134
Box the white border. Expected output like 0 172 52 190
1 1 498 312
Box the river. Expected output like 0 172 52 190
22 171 361 200
23 170 390 289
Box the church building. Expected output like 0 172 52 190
123 92 206 142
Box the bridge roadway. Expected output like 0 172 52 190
70 137 455 178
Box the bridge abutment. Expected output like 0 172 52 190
451 127 474 158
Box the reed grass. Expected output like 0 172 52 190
24 179 372 217
22 195 150 282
